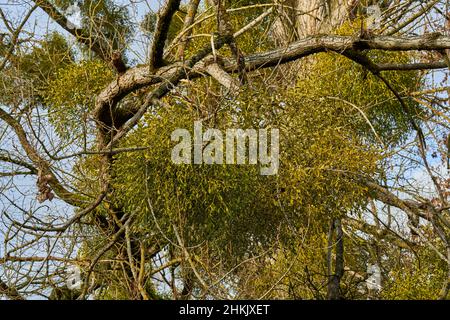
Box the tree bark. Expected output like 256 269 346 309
272 0 354 45
327 218 344 300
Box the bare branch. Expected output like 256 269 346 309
0 107 82 207
0 279 25 300
176 0 201 59
34 0 110 61
148 0 181 71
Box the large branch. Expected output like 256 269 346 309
101 34 234 149
228 33 450 69
95 33 450 122
205 62 240 94
148 0 181 71
377 61 448 71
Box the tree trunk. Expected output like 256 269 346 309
270 0 354 84
271 0 353 45
327 218 344 300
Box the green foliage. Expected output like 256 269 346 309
296 20 423 146
380 237 448 299
21 2 442 300
113 103 282 264
0 32 73 106
19 32 74 81
88 9 428 292
106 77 379 293
238 84 380 223
42 60 113 139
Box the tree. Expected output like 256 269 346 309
0 0 449 300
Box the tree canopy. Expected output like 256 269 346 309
1 0 450 300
